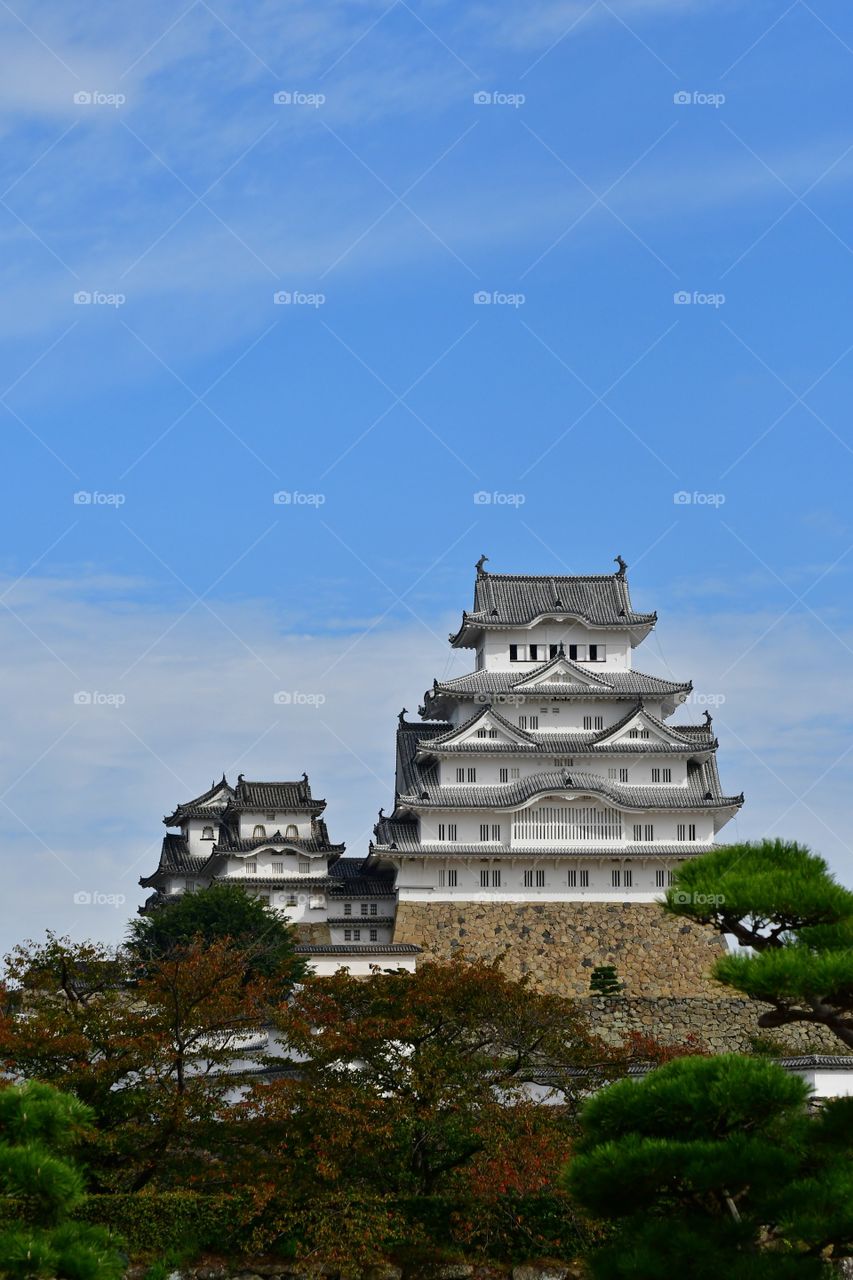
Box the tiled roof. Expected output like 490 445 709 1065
211 875 335 889
328 858 398 897
227 777 325 813
139 834 209 886
327 916 396 926
164 777 234 825
427 664 690 701
396 765 742 812
372 842 714 858
450 569 655 644
295 943 421 955
776 1056 853 1070
212 830 344 855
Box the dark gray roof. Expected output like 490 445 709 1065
213 829 344 855
372 841 714 858
328 858 398 897
776 1056 853 1070
295 943 421 955
450 570 655 645
164 776 234 825
396 764 742 812
327 916 396 926
426 661 690 703
210 874 335 889
227 777 325 814
139 834 209 886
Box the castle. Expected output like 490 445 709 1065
140 557 743 994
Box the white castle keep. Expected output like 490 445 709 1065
140 557 743 981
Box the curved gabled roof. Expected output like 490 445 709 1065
450 569 656 645
425 664 690 705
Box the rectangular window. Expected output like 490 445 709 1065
611 869 621 887
492 869 501 887
369 928 378 942
523 869 534 887
370 903 377 915
529 644 540 661
569 644 587 661
438 823 457 841
448 869 458 887
663 768 672 783
668 871 676 886
677 823 697 842
353 929 361 941
272 861 284 874
344 903 352 916
595 716 604 730
468 768 477 782
624 869 633 888
298 857 310 875
438 869 446 887
360 903 368 915
246 861 257 874
480 823 489 841
480 869 489 888
344 929 352 941
510 767 520 779
286 893 297 906
492 823 501 841
583 715 592 730
633 824 643 841
519 716 527 730
589 644 606 661
536 868 545 887
499 768 508 783
448 824 457 841
619 768 629 783
644 824 654 841
549 644 559 658
608 767 617 779
580 869 589 888
567 869 577 887
456 767 465 783
655 869 666 888
530 715 539 729
651 768 661 783
509 644 520 662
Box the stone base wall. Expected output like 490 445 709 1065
393 900 728 998
584 995 841 1054
295 922 331 944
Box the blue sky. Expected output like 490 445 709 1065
2 0 853 946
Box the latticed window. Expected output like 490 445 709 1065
513 803 622 842
252 825 266 839
285 824 298 839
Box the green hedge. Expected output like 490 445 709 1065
75 1191 259 1255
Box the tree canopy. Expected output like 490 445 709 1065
665 839 853 1048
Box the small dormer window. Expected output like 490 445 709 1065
253 825 266 839
201 825 214 840
285 824 298 840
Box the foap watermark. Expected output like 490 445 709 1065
73 490 126 506
673 490 726 507
473 90 525 108
686 691 726 708
74 290 126 307
73 90 126 108
273 490 325 506
473 490 526 506
474 290 525 307
673 90 725 108
671 890 725 907
274 690 326 706
74 691 126 706
73 890 126 907
474 692 524 707
273 290 325 308
674 290 725 308
273 90 325 108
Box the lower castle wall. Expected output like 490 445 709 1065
295 922 331 944
392 900 728 998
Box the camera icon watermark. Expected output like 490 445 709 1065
73 890 127 907
673 90 725 108
273 490 325 506
73 90 126 108
473 90 525 108
673 290 725 308
73 691 126 707
671 890 725 906
73 491 126 506
273 290 325 308
273 90 325 108
473 490 526 506
473 290 525 307
673 490 726 507
273 690 326 706
73 290 126 307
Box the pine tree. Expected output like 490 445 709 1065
665 839 853 1048
589 965 623 996
0 1080 123 1279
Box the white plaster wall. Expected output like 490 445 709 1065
480 626 631 672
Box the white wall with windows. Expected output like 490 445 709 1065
390 855 685 903
479 627 631 672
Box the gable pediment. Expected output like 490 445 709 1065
512 656 612 691
596 707 690 747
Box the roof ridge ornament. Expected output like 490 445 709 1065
614 554 628 578
703 709 713 727
398 707 408 725
475 554 489 577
